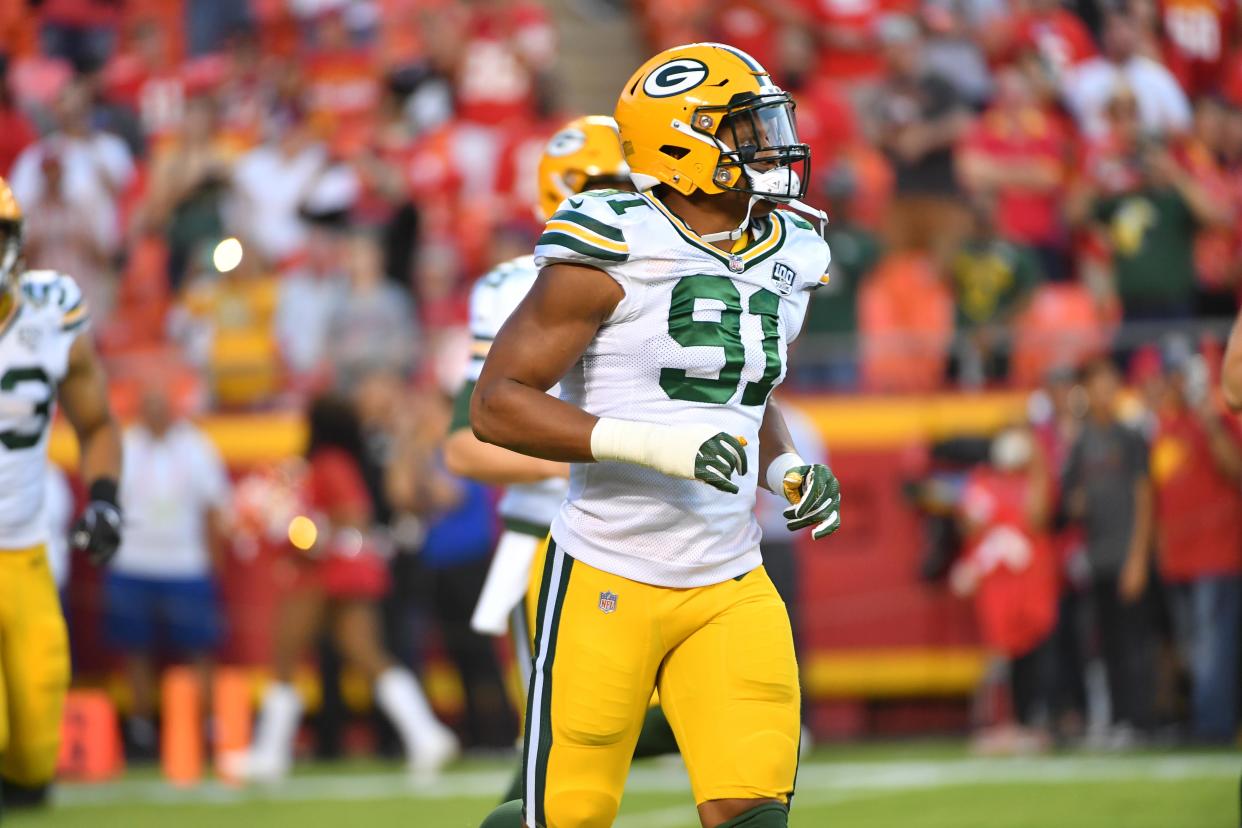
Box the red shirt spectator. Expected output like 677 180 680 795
1151 405 1242 582
796 77 858 165
493 114 561 225
303 11 381 156
303 445 390 599
1161 0 1234 97
453 0 555 127
958 67 1070 249
38 0 120 28
0 89 36 174
1012 0 1096 81
102 21 186 144
713 0 784 76
956 462 1058 656
800 0 915 84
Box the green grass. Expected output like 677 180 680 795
7 745 1237 828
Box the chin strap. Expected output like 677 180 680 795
699 194 760 243
786 198 830 239
698 195 830 244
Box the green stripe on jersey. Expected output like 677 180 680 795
537 232 628 263
548 210 626 242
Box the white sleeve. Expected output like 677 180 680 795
534 193 648 323
194 432 231 509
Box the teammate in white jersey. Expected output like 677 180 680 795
447 115 679 805
0 176 124 811
446 116 631 651
475 43 842 828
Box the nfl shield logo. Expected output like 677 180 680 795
598 591 618 614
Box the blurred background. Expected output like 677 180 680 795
2 0 1241 825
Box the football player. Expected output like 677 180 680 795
447 116 679 805
0 177 123 810
474 43 841 828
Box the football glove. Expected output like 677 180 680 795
71 479 123 566
781 464 841 539
694 433 748 494
590 418 749 493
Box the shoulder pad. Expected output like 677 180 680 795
20 270 90 331
535 190 650 269
774 213 832 291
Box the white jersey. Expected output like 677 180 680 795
0 270 89 549
466 255 568 530
534 190 831 587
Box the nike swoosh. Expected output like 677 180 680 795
568 198 583 208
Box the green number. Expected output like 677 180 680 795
742 289 782 405
659 276 744 404
660 276 783 406
606 197 649 216
0 367 52 450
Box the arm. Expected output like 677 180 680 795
1024 438 1052 530
59 335 123 564
958 147 1062 193
1119 474 1153 602
1060 437 1085 520
472 262 749 492
1198 410 1242 481
445 365 567 483
1222 310 1242 411
1149 149 1232 228
757 400 798 493
60 334 122 494
760 400 842 539
471 262 619 461
444 427 568 485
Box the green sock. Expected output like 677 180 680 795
633 706 679 758
479 799 525 828
716 802 788 827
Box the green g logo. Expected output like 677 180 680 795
643 59 709 98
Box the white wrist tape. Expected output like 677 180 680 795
590 417 722 480
766 451 806 497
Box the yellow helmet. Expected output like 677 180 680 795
614 42 810 202
535 115 631 221
0 177 21 291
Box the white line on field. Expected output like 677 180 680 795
53 754 1241 810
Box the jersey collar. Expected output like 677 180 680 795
641 192 786 272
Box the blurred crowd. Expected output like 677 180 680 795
910 336 1241 751
6 0 1242 759
1 0 1242 405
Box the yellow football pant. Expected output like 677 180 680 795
0 545 70 787
522 539 800 828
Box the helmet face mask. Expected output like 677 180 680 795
0 218 21 296
702 93 810 202
616 43 819 212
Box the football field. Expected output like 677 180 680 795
7 744 1238 828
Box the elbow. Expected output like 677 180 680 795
1223 377 1242 413
469 380 506 447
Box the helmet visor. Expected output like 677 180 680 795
702 93 811 201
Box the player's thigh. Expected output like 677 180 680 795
524 541 660 828
0 549 70 785
659 568 800 806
